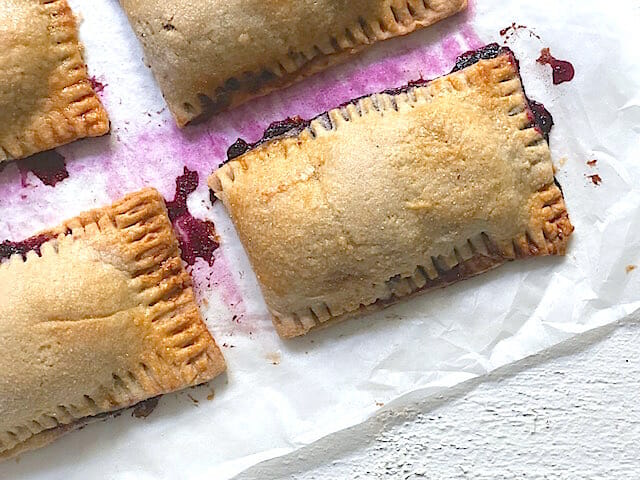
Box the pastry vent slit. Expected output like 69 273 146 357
370 95 381 111
390 5 402 24
416 265 430 280
309 308 321 325
291 312 304 330
318 112 333 131
167 315 196 336
344 27 357 45
186 349 207 367
453 247 465 265
508 105 525 116
389 96 399 111
352 101 364 118
174 333 199 350
83 394 99 411
357 17 373 41
111 373 131 397
138 362 161 390
329 36 340 52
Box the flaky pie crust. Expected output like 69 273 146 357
0 188 225 461
210 53 574 338
0 0 109 162
119 0 467 126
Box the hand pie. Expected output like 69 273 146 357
210 45 574 338
119 0 467 126
0 0 109 162
0 188 225 461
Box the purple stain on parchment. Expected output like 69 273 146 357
441 33 464 61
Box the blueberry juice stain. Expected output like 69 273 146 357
537 48 575 85
166 167 219 266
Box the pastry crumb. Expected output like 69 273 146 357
207 389 215 401
375 401 385 407
556 157 567 167
587 159 597 167
266 351 281 365
587 174 602 186
132 397 160 419
186 394 200 406
626 265 637 274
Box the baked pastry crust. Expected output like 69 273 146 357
0 188 225 461
210 51 574 338
0 0 109 162
119 0 467 126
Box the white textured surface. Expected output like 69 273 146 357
236 314 640 479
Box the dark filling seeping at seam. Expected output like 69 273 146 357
223 44 556 164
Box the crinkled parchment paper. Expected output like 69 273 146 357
1 0 638 478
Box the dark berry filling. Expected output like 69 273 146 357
451 42 507 72
537 48 575 85
166 167 219 266
527 100 554 142
226 116 309 161
0 233 58 261
18 150 69 187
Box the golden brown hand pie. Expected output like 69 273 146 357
0 0 109 162
119 0 467 126
0 188 225 461
210 46 574 338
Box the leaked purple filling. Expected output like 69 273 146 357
0 232 63 262
226 116 309 161
224 43 556 163
166 167 219 266
537 48 575 85
528 100 554 141
18 150 69 187
451 42 507 72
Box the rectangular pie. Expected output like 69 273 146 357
209 45 574 338
0 188 225 461
0 0 109 162
119 0 467 126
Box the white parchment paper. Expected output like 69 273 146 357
1 0 639 478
